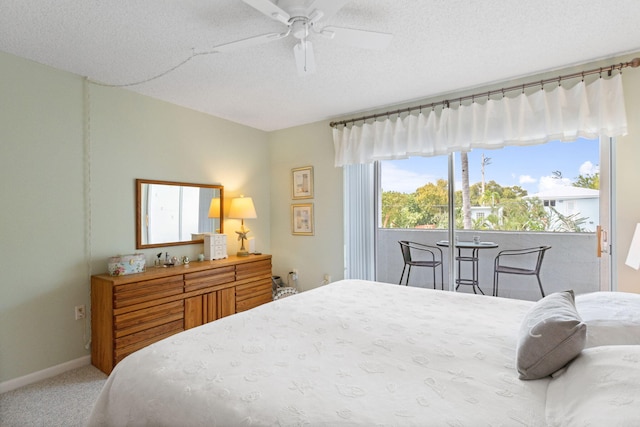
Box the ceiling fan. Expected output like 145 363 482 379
205 0 393 76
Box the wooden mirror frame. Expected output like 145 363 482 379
136 179 224 249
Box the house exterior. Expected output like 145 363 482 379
525 186 600 232
471 206 503 225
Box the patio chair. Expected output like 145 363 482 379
492 246 551 298
398 241 444 289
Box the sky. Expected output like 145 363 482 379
380 138 600 195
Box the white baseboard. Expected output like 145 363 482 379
0 355 91 394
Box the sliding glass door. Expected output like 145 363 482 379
376 137 611 299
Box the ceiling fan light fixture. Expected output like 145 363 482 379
291 18 309 40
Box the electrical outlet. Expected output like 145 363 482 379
75 305 86 320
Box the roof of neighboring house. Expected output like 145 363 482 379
525 186 599 200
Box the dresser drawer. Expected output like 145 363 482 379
114 276 183 309
236 259 272 281
114 300 184 338
184 266 235 292
114 319 184 363
236 279 272 312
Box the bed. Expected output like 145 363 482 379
87 279 640 426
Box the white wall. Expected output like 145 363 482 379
615 65 640 293
0 51 271 383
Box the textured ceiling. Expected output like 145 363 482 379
1 0 639 131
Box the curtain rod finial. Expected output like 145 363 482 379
631 58 640 68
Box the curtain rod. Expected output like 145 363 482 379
329 57 640 128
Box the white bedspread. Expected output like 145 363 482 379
88 280 549 426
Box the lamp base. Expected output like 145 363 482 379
237 250 250 257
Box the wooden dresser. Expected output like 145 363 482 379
91 255 272 374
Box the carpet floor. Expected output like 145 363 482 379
0 365 107 427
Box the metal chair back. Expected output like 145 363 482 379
493 245 551 298
398 240 444 289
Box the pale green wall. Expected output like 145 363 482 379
1 52 86 382
0 51 272 382
268 121 344 289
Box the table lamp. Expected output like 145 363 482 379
208 197 221 233
208 197 220 218
229 196 257 257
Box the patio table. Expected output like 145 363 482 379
436 240 499 295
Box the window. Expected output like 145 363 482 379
380 138 600 233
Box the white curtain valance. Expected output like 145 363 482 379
333 73 627 166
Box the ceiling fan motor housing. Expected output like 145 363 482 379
290 17 310 40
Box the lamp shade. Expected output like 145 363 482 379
208 198 221 218
626 223 640 270
229 196 257 219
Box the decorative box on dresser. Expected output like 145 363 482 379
91 254 272 374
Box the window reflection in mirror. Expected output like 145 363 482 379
136 179 224 249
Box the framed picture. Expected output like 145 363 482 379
292 166 313 199
291 203 314 236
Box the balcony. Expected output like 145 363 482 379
376 229 600 301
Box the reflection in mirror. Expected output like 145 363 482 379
136 179 224 249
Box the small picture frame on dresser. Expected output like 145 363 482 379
291 166 313 199
291 203 314 236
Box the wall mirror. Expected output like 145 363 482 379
136 179 224 249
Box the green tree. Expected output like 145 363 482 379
414 179 449 226
500 199 548 231
380 175 589 232
501 185 528 199
548 208 588 232
381 191 414 228
573 173 599 189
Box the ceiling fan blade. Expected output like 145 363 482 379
306 0 348 25
243 0 290 25
207 32 287 53
322 26 393 50
306 0 349 24
293 40 316 76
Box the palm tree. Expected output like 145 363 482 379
460 152 472 229
481 153 492 196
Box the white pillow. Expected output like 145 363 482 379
545 345 640 426
575 291 640 348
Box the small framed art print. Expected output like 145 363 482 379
291 166 313 199
291 203 314 236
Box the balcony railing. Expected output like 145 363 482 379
377 229 600 301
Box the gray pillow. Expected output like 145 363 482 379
516 290 586 380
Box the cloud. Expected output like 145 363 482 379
538 175 572 192
519 175 537 184
579 161 599 176
381 163 438 193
